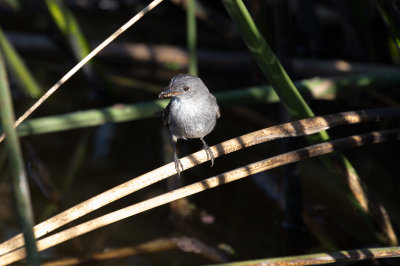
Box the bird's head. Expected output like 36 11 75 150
158 74 209 100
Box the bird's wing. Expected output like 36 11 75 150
210 94 221 119
162 102 171 127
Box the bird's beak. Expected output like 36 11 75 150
158 88 182 98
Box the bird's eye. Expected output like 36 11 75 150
183 86 190 91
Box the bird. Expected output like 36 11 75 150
159 74 220 176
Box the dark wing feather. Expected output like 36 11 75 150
210 94 221 119
162 102 171 127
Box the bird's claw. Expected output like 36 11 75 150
203 144 215 167
174 154 184 177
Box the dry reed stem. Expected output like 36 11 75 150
0 109 398 264
42 236 226 265
0 0 164 143
42 238 177 266
204 246 400 265
1 128 399 265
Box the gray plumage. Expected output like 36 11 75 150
159 74 220 176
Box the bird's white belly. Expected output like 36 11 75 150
169 98 216 139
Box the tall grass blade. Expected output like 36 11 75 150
0 27 42 98
187 0 198 75
222 0 316 121
0 51 40 264
44 0 103 88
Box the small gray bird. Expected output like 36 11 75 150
159 74 220 176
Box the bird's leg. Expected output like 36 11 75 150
172 138 184 176
200 137 215 167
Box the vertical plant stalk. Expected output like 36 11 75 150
221 0 397 245
0 27 42 98
222 0 316 120
44 0 102 88
44 0 91 61
187 0 198 75
0 52 40 264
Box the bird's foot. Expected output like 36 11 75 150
174 153 184 177
203 143 215 167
